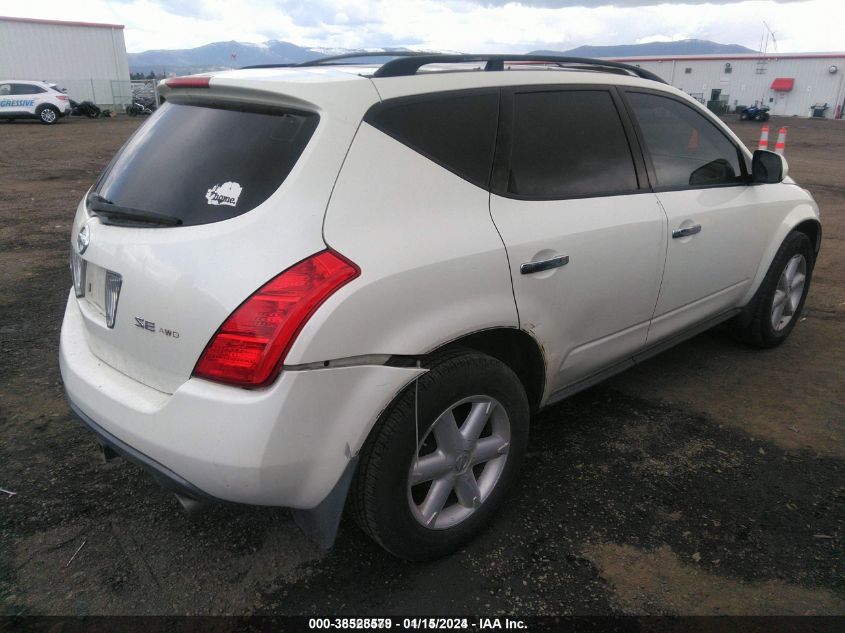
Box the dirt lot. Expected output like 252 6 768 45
0 114 842 616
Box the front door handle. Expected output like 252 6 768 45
520 255 569 275
672 224 702 239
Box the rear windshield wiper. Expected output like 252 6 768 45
87 193 183 226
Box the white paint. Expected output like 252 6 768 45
59 64 822 511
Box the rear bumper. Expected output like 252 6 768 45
59 291 424 508
66 394 216 502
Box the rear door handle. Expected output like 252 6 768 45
672 224 702 239
520 255 569 275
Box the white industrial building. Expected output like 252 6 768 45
610 53 845 119
0 15 131 109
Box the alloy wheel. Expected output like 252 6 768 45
407 396 510 530
771 253 807 331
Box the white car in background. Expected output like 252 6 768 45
59 53 821 560
0 80 71 124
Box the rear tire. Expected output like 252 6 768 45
740 112 749 120
734 231 814 348
351 350 529 560
37 105 59 125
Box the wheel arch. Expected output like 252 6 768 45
740 201 821 307
425 327 547 414
794 218 822 255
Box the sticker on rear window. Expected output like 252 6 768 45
205 181 242 207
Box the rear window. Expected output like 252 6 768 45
94 102 318 227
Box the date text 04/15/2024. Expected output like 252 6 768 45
307 618 528 630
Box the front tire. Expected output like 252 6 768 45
351 351 529 560
735 231 814 348
740 111 749 120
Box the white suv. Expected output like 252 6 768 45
0 80 71 124
59 54 821 560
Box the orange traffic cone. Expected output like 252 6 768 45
687 128 699 150
758 125 770 150
774 127 787 155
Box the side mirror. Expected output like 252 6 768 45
752 150 788 183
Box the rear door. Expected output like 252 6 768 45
621 89 771 343
489 86 666 398
11 83 43 116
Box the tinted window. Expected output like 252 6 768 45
366 92 498 188
12 84 44 95
94 102 318 227
506 90 638 198
0 84 11 96
627 92 744 188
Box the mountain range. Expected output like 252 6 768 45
128 39 757 75
530 39 756 58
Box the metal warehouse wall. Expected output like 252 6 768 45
0 17 131 108
615 55 845 119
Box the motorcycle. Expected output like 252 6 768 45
740 105 770 121
69 99 102 118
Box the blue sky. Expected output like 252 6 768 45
7 0 844 53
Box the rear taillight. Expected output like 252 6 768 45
56 95 69 101
70 250 86 297
193 250 359 388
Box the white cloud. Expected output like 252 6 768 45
635 34 691 44
4 0 844 53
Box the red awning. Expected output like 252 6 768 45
771 78 795 91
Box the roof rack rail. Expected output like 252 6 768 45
241 52 667 85
370 54 667 84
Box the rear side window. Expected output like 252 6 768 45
12 84 45 94
365 92 499 189
626 91 744 189
506 90 638 199
94 102 318 227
